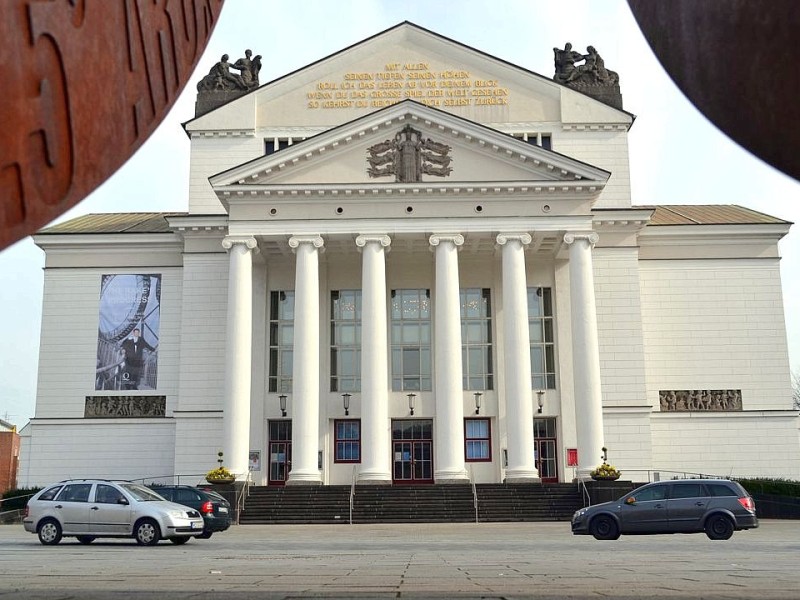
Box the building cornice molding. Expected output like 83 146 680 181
190 129 255 139
562 123 629 132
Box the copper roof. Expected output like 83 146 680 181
647 205 789 226
38 213 185 234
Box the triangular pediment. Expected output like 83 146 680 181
186 22 632 133
209 100 610 196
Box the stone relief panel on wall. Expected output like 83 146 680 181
367 125 452 182
85 396 166 418
659 389 742 412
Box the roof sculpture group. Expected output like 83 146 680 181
195 50 261 115
553 43 622 109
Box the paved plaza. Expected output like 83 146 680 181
1 520 799 599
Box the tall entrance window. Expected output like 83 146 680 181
534 417 558 483
461 288 493 390
330 290 361 392
528 287 556 389
464 418 491 462
268 291 294 393
390 289 431 391
333 419 361 463
268 420 292 485
391 419 433 483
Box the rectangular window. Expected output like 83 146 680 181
264 138 293 155
334 419 361 463
390 289 431 391
529 287 556 389
460 288 493 390
330 290 362 392
464 418 491 462
268 291 294 393
511 133 552 150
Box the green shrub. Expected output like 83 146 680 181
1 487 42 511
736 478 800 498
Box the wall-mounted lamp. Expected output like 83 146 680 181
279 394 287 418
342 393 351 416
473 391 483 415
536 390 545 414
407 393 416 416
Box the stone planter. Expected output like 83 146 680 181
591 473 621 481
205 476 235 485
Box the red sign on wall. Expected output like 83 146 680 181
566 448 578 467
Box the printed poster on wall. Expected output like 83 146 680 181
95 274 161 391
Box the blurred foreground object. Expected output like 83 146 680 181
0 0 225 250
628 0 800 182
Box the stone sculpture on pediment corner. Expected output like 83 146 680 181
553 43 622 109
195 49 262 116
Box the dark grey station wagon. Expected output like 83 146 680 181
572 479 758 540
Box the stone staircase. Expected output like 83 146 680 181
238 483 582 524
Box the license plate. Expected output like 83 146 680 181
218 507 228 513
191 521 203 529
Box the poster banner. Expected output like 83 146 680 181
95 274 161 391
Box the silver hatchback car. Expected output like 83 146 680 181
572 479 758 540
23 479 205 545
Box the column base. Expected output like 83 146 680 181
434 468 469 484
504 476 542 484
504 468 541 483
286 473 322 486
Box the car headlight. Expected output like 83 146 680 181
168 510 186 519
573 508 588 519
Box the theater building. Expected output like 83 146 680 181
19 23 800 487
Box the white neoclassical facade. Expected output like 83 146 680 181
19 24 800 487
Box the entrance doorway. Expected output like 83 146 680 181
534 417 558 483
391 419 433 484
268 420 291 486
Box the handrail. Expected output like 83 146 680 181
349 465 357 525
577 477 591 507
469 465 478 523
235 469 253 525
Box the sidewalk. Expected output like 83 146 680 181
1 521 798 598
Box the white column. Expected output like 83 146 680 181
564 232 605 478
221 236 258 480
356 234 392 484
497 233 540 483
287 235 324 485
429 233 468 483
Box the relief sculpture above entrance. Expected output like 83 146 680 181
367 125 453 182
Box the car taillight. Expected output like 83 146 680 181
201 501 213 514
738 496 755 512
24 506 28 518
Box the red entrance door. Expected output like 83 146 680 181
268 420 291 486
391 420 434 484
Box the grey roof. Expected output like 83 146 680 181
38 213 186 234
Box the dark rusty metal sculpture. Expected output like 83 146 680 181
0 0 224 250
628 0 800 182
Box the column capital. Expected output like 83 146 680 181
429 233 464 249
564 232 599 247
496 233 532 247
288 235 325 252
356 234 392 251
222 236 259 253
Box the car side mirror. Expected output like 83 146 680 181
117 497 129 506
625 496 636 505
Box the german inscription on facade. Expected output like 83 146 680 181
85 396 166 418
659 390 742 412
306 62 510 109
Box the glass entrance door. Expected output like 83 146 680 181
392 419 433 484
534 417 558 483
268 420 292 486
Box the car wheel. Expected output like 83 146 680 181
198 531 213 540
590 515 620 540
134 518 161 546
169 536 190 545
76 536 96 545
705 514 734 540
37 519 62 545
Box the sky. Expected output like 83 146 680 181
2 0 799 427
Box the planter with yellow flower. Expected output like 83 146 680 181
590 447 621 481
205 451 236 485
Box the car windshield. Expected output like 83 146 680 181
120 483 166 502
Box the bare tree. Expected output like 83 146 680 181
793 369 800 410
